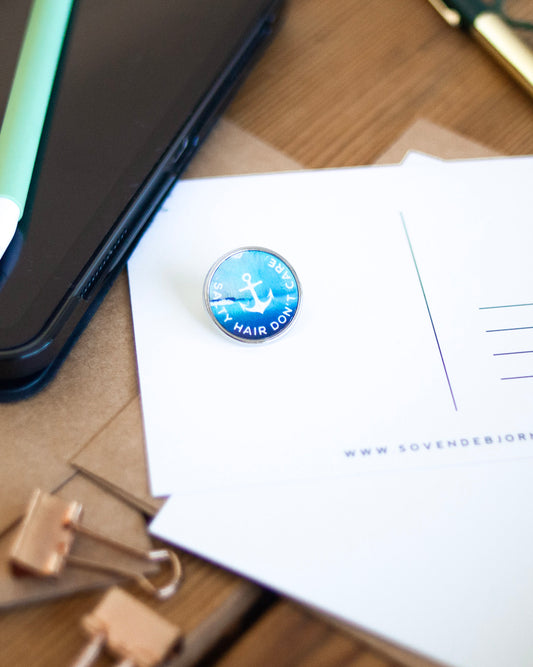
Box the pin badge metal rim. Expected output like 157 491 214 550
203 246 301 344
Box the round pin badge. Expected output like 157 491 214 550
204 247 301 343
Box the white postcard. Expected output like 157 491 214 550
128 156 533 497
152 455 533 667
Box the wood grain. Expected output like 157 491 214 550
4 0 533 665
227 0 533 166
214 600 405 667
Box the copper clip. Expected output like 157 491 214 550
70 586 182 667
9 489 183 600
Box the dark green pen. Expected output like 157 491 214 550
427 0 533 97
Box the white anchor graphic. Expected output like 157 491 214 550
239 273 273 314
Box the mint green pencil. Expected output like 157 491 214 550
0 0 74 260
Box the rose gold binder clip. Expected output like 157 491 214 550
71 587 182 667
9 489 183 600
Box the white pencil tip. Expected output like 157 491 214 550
0 198 21 260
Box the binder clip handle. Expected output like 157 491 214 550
146 549 183 600
68 522 183 601
9 489 183 601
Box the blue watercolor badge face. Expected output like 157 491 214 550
204 247 301 343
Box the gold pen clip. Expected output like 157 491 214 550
9 489 183 600
426 0 461 27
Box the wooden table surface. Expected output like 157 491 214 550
3 1 533 665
